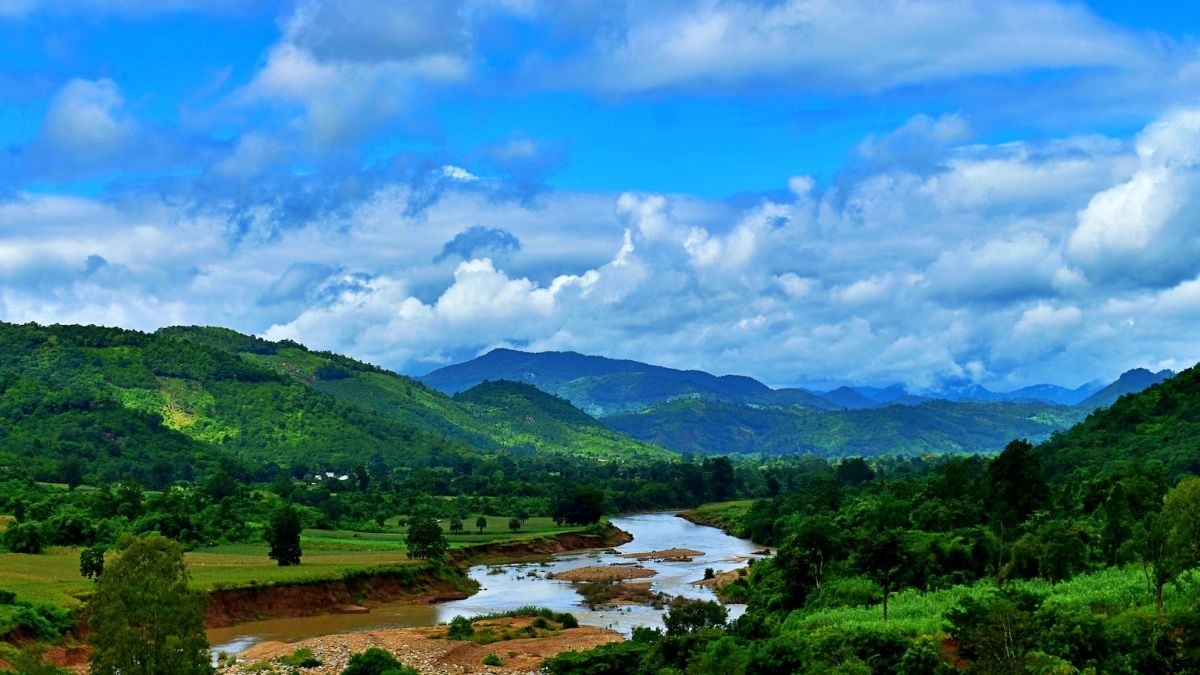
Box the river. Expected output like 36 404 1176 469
209 512 764 658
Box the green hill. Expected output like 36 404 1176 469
0 323 675 486
452 380 674 461
605 397 1083 456
420 348 840 415
1039 364 1200 481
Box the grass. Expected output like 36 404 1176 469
680 500 754 533
0 515 594 610
783 564 1199 638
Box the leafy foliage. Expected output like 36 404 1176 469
404 515 448 561
87 535 211 675
265 504 302 566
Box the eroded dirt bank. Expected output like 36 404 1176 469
207 526 632 628
206 566 475 628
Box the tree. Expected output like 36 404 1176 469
552 485 605 526
1 521 42 554
508 517 521 533
1140 476 1200 611
476 515 487 534
265 504 302 566
663 599 728 635
406 515 448 561
853 528 914 620
449 517 463 534
80 546 105 581
88 535 212 675
987 439 1049 530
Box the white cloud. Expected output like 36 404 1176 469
239 1 472 145
7 107 1200 390
42 78 131 155
544 0 1148 93
1067 108 1200 287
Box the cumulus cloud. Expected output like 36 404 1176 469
240 0 472 145
434 225 521 263
1066 108 1200 287
6 105 1200 391
42 78 131 156
258 262 341 305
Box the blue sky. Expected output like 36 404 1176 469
2 0 1200 392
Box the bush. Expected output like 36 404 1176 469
340 647 417 675
447 615 474 640
482 653 502 666
279 647 322 668
556 612 579 628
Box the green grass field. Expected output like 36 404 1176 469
679 499 754 533
0 514 589 611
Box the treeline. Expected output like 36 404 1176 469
548 439 1200 673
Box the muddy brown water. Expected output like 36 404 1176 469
209 512 765 658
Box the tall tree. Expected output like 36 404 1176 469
406 515 448 561
987 439 1049 531
88 535 211 675
265 503 302 566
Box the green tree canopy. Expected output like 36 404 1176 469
87 534 211 675
265 503 302 566
405 515 448 561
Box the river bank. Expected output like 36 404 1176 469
219 616 622 675
207 524 631 628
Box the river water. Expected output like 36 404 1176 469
209 513 764 657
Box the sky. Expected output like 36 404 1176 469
1 0 1200 392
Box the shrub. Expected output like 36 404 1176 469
279 647 322 668
482 653 502 666
340 647 418 675
448 615 474 640
556 612 579 628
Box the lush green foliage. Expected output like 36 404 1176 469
553 367 1200 673
87 535 211 675
340 647 417 675
606 396 1082 456
404 515 448 560
265 503 302 566
1040 364 1200 481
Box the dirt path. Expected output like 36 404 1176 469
218 617 622 674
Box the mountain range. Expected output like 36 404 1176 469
420 348 1170 411
421 349 1174 455
0 322 1179 483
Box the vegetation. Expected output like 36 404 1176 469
340 647 417 675
2 321 1198 673
87 535 211 675
404 515 448 561
265 503 302 566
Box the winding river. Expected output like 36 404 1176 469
209 513 763 657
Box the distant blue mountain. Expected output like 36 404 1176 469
419 348 841 416
1079 368 1175 410
422 349 1172 456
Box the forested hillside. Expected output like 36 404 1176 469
1040 364 1200 481
605 397 1082 456
423 348 1164 457
0 323 672 488
548 366 1200 674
